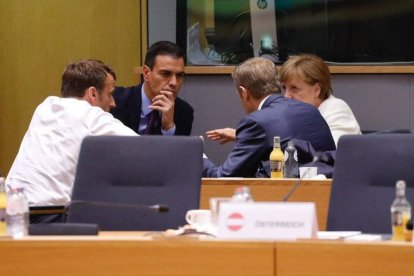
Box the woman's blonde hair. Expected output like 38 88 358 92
279 54 332 100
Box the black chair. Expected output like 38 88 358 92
66 135 203 231
327 134 414 233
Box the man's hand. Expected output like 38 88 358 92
206 128 236 144
150 90 175 131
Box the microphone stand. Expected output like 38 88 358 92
282 153 322 202
65 200 169 214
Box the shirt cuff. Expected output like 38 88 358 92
161 124 176 136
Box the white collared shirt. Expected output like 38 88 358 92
6 96 137 206
258 95 272 110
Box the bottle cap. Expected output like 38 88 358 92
241 187 251 193
273 136 281 146
396 180 406 189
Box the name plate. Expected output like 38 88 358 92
217 202 318 240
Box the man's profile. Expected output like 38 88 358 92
6 59 137 222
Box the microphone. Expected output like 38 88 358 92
282 152 323 202
65 200 169 213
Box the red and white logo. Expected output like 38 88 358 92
226 212 245 231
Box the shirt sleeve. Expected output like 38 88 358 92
89 109 138 136
161 124 176 136
203 117 268 177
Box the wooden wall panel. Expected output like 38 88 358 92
0 0 142 174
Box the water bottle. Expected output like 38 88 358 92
0 176 6 235
283 141 299 178
6 187 29 238
391 180 411 241
232 187 254 202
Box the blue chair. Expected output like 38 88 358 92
327 134 414 233
66 135 203 231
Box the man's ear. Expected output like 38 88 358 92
85 87 98 104
143 65 151 82
239 86 250 101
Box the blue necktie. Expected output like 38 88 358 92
144 110 159 135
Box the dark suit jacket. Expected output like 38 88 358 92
203 94 336 177
110 84 194 135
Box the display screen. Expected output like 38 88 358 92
177 0 414 65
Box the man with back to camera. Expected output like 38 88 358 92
203 57 336 178
110 41 194 135
6 60 138 222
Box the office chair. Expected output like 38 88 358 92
327 134 414 233
66 135 203 231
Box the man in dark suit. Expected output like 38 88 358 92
111 41 193 135
203 57 336 177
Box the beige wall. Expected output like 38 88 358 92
0 0 142 175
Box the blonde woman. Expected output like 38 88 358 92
280 54 361 146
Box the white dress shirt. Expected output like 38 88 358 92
6 96 137 206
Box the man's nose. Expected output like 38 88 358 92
169 75 178 87
110 97 116 109
284 91 293 98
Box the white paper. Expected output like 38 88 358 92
317 231 362 240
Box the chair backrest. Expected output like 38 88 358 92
327 134 414 233
66 135 203 231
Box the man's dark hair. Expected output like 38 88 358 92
61 59 116 98
144 41 185 69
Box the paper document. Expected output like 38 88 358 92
317 231 362 240
345 234 383 241
317 231 383 241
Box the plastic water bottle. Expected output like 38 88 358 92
6 187 29 238
232 187 254 202
0 176 6 235
283 141 299 178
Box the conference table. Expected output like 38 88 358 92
200 178 331 231
2 232 414 275
4 178 414 275
29 178 332 230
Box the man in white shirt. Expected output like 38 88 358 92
6 60 138 222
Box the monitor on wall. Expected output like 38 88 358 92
177 0 414 65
